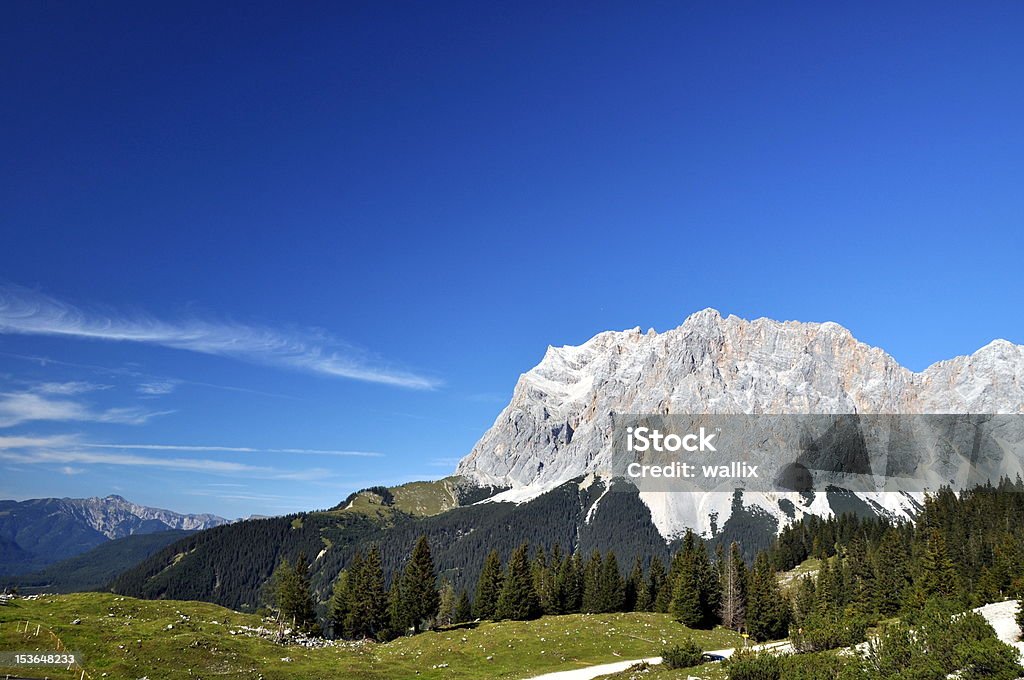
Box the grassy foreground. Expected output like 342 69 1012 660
0 593 742 680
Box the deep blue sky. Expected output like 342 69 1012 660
1 2 1021 517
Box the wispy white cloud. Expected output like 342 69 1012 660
0 285 440 389
0 435 352 481
0 434 78 449
0 448 274 474
0 391 172 428
0 351 302 401
35 381 113 395
137 380 179 396
82 443 383 457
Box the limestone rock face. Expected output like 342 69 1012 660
455 310 1024 537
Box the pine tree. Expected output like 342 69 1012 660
845 532 875 615
496 543 540 620
291 554 318 635
437 578 457 627
626 555 646 612
532 545 558 614
649 555 669 613
815 557 843 612
398 535 439 633
327 569 350 638
668 532 720 628
454 590 473 624
599 551 626 613
746 553 790 642
347 545 388 640
792 575 816 627
385 579 406 640
670 565 703 627
272 555 317 635
917 528 958 599
272 558 298 625
694 538 721 626
474 549 504 620
341 551 364 637
556 551 582 614
874 529 911 616
582 550 604 613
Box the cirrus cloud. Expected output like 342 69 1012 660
0 391 172 428
0 285 440 390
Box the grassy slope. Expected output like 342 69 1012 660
778 557 821 594
340 477 462 518
0 593 742 680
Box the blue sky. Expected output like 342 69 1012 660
1 2 1022 518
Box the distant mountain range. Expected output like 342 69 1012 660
0 494 228 575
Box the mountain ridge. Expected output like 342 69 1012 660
455 309 1024 537
0 494 228 575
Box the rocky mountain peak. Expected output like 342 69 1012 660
456 311 1024 538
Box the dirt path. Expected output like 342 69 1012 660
521 639 790 680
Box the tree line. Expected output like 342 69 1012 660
268 477 1024 655
271 527 787 642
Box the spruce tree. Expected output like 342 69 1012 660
385 579 406 640
454 590 473 624
341 551 364 637
496 543 540 620
649 555 669 613
437 578 456 627
347 545 388 640
845 532 875 614
816 557 839 612
670 567 703 627
599 551 626 612
693 538 721 626
398 535 439 633
792 575 816 627
272 555 317 635
328 570 350 638
669 532 720 628
532 545 558 614
474 549 504 620
556 551 582 613
874 529 911 616
917 528 958 599
272 558 298 624
582 550 604 613
626 555 646 612
291 554 318 635
746 553 790 642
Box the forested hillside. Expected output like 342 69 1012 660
6 530 193 593
112 478 675 610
